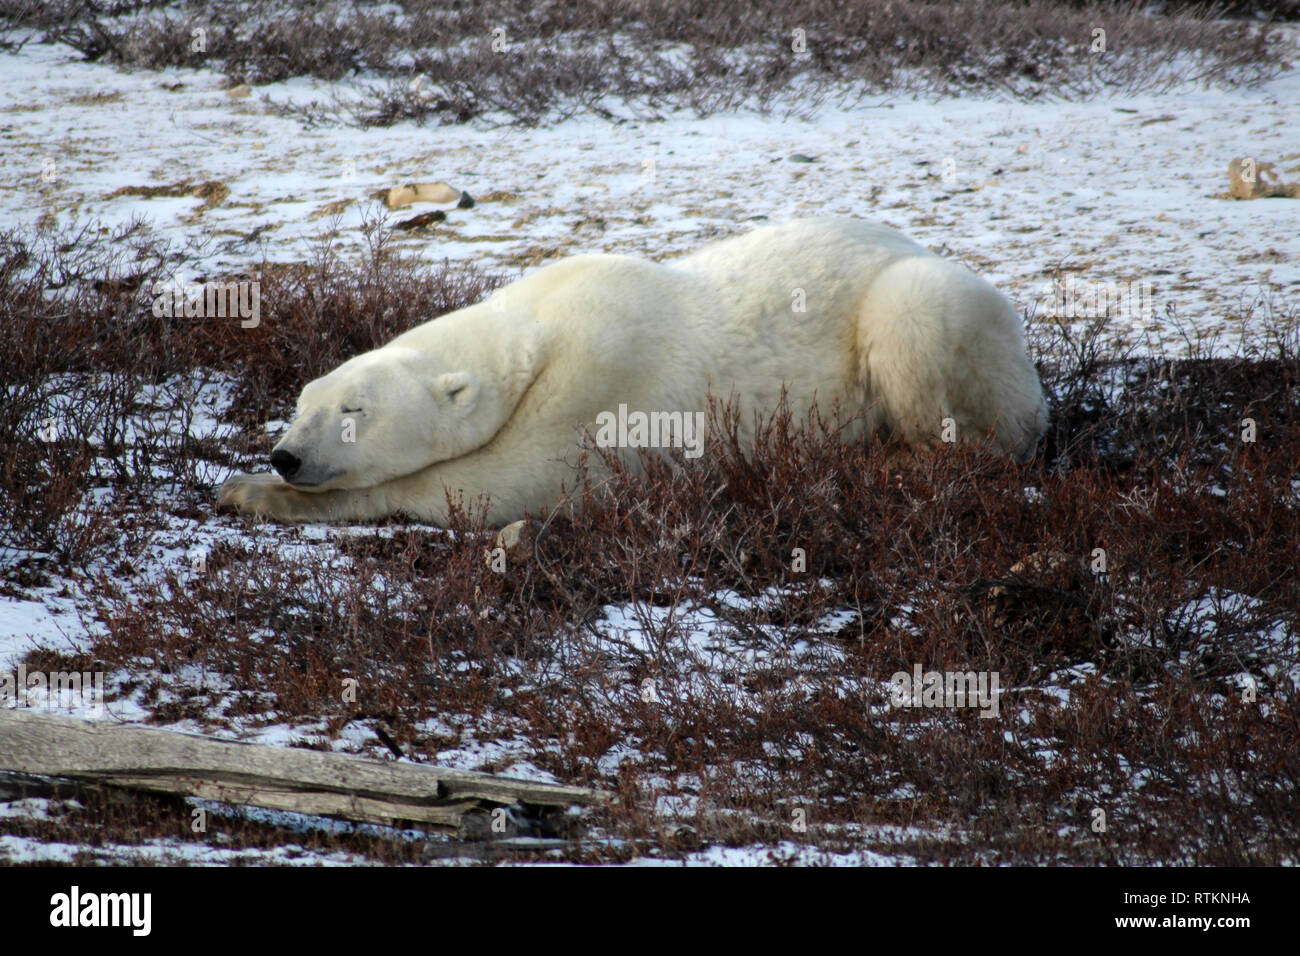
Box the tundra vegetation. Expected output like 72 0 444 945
1 218 1296 864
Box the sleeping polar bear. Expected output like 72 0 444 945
219 218 1047 525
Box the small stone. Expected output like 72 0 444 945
1228 157 1300 200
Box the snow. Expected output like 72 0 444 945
0 592 81 668
626 841 903 866
0 828 369 866
2 37 1297 354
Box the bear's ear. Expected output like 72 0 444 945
431 371 479 413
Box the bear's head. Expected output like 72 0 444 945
268 346 501 491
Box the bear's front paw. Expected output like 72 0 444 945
218 473 319 523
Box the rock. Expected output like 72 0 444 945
1228 157 1300 200
375 182 465 210
392 210 446 230
495 519 534 553
482 520 536 577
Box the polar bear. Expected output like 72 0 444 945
219 218 1047 525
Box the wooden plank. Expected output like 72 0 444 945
0 710 608 830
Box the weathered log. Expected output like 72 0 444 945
0 710 607 831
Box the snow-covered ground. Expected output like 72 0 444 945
1 33 1298 865
2 39 1298 354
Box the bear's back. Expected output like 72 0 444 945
657 219 929 372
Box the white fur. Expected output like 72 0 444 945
219 218 1048 525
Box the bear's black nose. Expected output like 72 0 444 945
270 449 301 480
